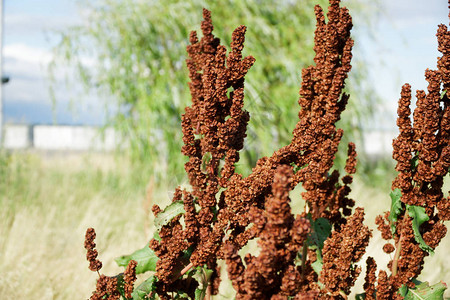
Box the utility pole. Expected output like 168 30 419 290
0 0 3 146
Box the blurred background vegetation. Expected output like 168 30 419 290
49 0 389 186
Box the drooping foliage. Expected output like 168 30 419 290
51 0 380 181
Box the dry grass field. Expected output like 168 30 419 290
0 151 448 299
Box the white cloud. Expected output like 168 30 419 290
3 43 93 107
5 44 53 66
3 42 105 125
383 0 448 30
5 14 79 35
3 44 51 104
4 43 96 88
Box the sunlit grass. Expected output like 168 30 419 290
0 151 448 299
0 152 165 299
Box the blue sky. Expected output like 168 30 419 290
363 0 448 129
3 0 99 125
2 0 449 127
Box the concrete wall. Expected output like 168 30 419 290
2 123 398 156
3 124 32 149
33 125 119 151
362 130 397 158
3 124 120 151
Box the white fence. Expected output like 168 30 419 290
3 124 32 149
3 124 120 151
362 130 397 158
2 124 398 156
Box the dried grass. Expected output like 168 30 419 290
1 152 448 298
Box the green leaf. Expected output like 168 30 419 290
411 154 420 170
290 162 307 174
399 284 409 297
153 230 161 242
355 293 366 300
174 291 190 299
182 246 195 261
132 276 157 300
195 287 206 300
406 205 434 254
403 281 447 300
193 266 214 300
311 248 323 275
305 216 328 289
115 244 159 274
306 215 331 250
389 188 403 235
154 201 185 229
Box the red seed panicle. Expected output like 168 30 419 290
152 0 361 297
319 207 372 297
224 166 312 299
375 270 399 300
85 228 124 300
374 2 450 294
89 275 120 300
123 260 138 299
90 275 108 300
85 227 102 272
363 257 377 300
382 243 395 254
148 6 256 293
375 212 392 241
344 142 357 176
85 0 450 298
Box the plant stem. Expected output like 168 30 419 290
180 262 194 277
301 241 308 281
205 267 213 300
168 262 194 285
205 284 212 300
392 234 403 276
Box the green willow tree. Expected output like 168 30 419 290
50 0 380 182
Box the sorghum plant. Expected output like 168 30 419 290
85 0 449 299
